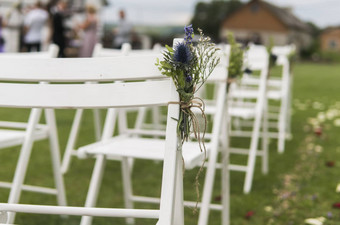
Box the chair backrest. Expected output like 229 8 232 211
92 43 131 57
272 45 295 66
0 44 59 58
0 55 182 224
93 43 162 58
230 44 269 104
0 56 172 108
0 55 164 82
244 44 269 71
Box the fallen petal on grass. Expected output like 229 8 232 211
326 161 335 167
327 211 333 219
336 183 340 193
264 206 273 212
245 211 254 219
304 217 326 225
334 119 340 127
332 202 340 208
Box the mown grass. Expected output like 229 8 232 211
1 62 340 225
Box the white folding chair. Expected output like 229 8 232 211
0 56 184 225
76 40 230 225
227 44 269 193
0 44 68 223
270 45 295 152
60 43 130 174
236 45 294 153
61 43 164 174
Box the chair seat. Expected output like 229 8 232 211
0 128 48 149
267 90 282 100
228 107 255 119
78 136 208 169
229 89 259 99
230 88 282 100
242 76 283 87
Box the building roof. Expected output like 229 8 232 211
259 0 310 32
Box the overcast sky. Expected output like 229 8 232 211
102 0 340 28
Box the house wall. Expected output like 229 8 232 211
320 29 340 51
221 1 288 33
220 1 311 51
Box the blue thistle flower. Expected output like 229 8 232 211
184 24 194 44
186 75 192 83
173 42 192 64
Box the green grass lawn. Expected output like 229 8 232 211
1 62 340 224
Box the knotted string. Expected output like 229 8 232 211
168 96 207 213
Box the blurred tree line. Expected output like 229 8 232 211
300 22 321 60
190 0 243 42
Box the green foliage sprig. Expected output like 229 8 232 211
227 32 245 79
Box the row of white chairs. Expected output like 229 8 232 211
0 45 185 225
0 41 294 225
228 43 294 193
0 44 67 224
0 41 230 225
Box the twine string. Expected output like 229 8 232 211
168 97 208 213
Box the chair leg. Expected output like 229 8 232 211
151 106 161 129
286 75 293 139
61 109 84 174
7 108 42 224
244 117 261 194
0 211 7 223
173 152 184 225
121 157 135 225
198 146 218 225
80 155 107 225
45 109 67 207
278 101 286 153
92 109 102 141
221 144 230 225
262 100 269 175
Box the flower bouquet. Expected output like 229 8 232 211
156 25 220 147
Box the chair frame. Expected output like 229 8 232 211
227 44 269 193
0 45 68 224
0 56 184 225
76 41 231 225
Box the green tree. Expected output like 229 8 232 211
300 22 321 59
190 0 243 41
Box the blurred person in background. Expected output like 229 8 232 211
5 2 23 52
23 1 48 52
49 0 67 57
76 5 98 57
113 9 133 49
0 12 5 52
